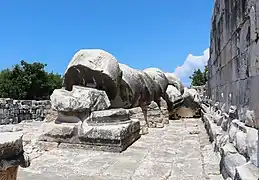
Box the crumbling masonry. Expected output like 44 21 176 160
202 0 259 179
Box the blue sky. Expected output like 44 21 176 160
0 0 214 85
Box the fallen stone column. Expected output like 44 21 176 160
168 87 201 119
63 49 122 104
0 132 30 180
164 72 184 94
143 68 169 127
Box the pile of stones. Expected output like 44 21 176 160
201 102 258 180
0 99 51 125
38 49 201 152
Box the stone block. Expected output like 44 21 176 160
234 131 247 156
147 101 164 128
78 119 140 152
221 153 246 179
246 127 258 167
215 132 229 151
235 162 259 180
87 108 129 125
51 86 111 113
38 121 81 144
39 109 141 152
229 120 241 143
0 132 23 160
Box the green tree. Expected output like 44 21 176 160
0 60 63 100
189 66 208 86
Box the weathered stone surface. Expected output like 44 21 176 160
164 73 183 93
63 49 122 101
143 68 168 100
38 109 140 152
172 88 201 118
234 130 247 156
160 97 169 124
146 101 164 128
0 131 30 179
50 86 111 123
0 98 51 125
127 107 148 135
245 110 257 128
44 109 58 123
51 86 110 113
246 127 258 167
221 153 246 179
0 132 23 160
208 0 259 129
87 108 130 125
191 85 206 99
0 125 22 133
112 63 144 108
38 121 81 144
138 71 156 104
166 85 182 104
235 162 259 180
201 105 259 178
78 119 140 152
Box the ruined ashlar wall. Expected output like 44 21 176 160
0 98 51 125
208 0 259 128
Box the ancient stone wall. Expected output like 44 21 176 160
208 0 259 128
205 0 259 178
0 98 51 125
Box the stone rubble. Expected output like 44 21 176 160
201 102 259 180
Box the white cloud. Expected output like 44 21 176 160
174 48 209 87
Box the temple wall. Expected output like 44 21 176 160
208 0 259 128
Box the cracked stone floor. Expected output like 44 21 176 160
18 118 223 180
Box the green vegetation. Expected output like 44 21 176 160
189 65 208 86
0 60 63 100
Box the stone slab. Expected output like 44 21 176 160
78 119 141 152
38 121 81 144
0 132 23 160
235 162 259 180
87 108 130 125
39 119 140 153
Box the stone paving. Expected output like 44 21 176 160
17 118 223 180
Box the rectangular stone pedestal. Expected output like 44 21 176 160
39 115 141 152
78 119 140 152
